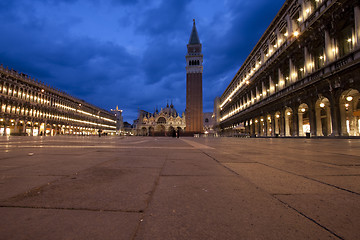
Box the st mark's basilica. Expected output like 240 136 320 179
134 102 186 136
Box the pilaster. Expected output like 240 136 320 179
354 5 360 49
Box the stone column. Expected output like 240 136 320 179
267 40 272 58
269 76 275 95
298 112 304 136
292 109 299 137
278 68 284 90
262 81 266 99
286 14 292 40
270 115 275 137
251 120 255 137
31 125 34 136
3 123 8 136
280 111 286 137
251 90 255 105
316 105 323 136
289 58 296 83
354 5 360 49
325 30 335 63
308 103 317 136
330 101 340 136
263 118 267 136
261 49 265 64
274 115 279 136
13 121 19 134
304 46 312 75
285 114 290 136
245 121 250 136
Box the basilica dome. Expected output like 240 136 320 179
160 102 178 117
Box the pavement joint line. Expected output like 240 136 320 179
287 146 360 159
205 148 360 234
271 193 292 196
273 196 344 240
179 139 214 149
221 162 257 164
309 159 360 167
131 153 168 240
202 147 347 239
2 156 120 202
0 205 143 213
257 162 360 196
201 151 241 176
159 174 236 177
2 145 196 150
308 174 360 177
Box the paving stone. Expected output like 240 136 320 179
0 207 140 240
224 163 338 194
0 136 359 239
276 192 360 240
135 176 335 240
1 166 160 212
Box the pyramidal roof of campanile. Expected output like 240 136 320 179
188 19 200 45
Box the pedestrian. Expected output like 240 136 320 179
176 129 180 138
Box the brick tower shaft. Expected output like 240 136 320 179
185 19 203 134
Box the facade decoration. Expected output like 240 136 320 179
217 0 360 137
0 65 116 136
186 19 204 134
136 102 185 136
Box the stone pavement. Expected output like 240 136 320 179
0 136 359 240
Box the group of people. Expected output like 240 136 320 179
171 128 180 138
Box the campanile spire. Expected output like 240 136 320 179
185 19 203 134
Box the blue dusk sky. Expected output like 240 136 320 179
0 0 285 123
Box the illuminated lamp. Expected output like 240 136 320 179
346 96 353 102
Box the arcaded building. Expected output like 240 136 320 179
217 0 360 137
0 65 116 136
186 20 204 134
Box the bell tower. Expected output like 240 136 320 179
186 19 203 134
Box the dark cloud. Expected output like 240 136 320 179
0 0 285 122
140 40 184 84
111 0 139 6
200 0 284 112
136 0 191 35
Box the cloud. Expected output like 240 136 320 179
0 0 286 122
111 0 139 6
136 0 191 35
